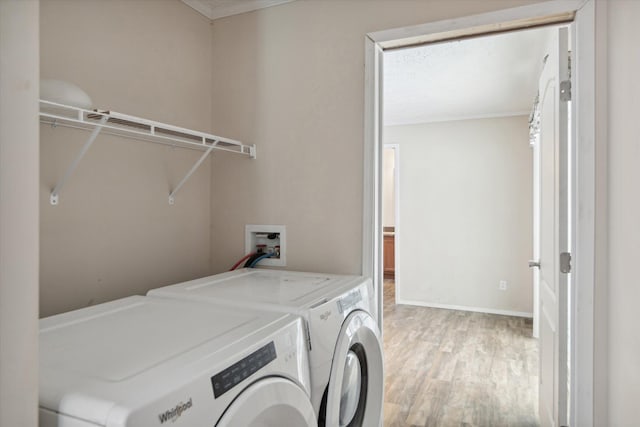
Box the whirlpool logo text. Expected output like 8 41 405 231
158 398 193 424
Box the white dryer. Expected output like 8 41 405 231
149 269 384 427
39 295 316 427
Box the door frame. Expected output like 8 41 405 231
532 118 541 339
382 143 400 303
362 0 604 425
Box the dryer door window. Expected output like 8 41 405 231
340 348 363 424
324 310 383 427
216 377 317 427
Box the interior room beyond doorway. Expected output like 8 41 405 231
380 25 559 426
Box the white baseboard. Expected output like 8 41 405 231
395 298 533 319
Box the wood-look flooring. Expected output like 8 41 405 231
382 280 539 427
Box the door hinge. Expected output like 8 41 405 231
560 252 572 274
560 80 572 102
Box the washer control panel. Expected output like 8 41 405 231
211 341 277 398
337 289 362 314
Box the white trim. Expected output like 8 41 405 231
592 2 608 424
392 144 400 306
179 0 212 20
369 0 586 47
180 0 295 21
363 1 599 425
571 1 605 425
396 299 533 319
363 37 383 328
382 144 400 304
0 1 40 425
532 122 541 340
385 110 531 127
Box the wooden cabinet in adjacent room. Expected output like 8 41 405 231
383 233 395 279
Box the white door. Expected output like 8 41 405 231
538 26 570 427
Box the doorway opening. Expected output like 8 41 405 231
364 1 598 426
380 24 563 425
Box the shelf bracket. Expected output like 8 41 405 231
50 115 109 205
168 142 217 205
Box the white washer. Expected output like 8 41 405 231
149 269 384 427
39 295 316 427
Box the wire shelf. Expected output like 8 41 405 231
40 99 255 205
39 100 256 158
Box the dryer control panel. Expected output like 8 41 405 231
211 341 277 398
337 289 363 314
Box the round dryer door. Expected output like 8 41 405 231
216 377 317 427
324 310 383 427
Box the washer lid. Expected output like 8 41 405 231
150 269 370 311
39 295 296 426
216 377 317 427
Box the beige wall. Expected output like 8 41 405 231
207 0 538 274
0 1 40 424
39 0 214 317
386 116 532 314
608 1 640 424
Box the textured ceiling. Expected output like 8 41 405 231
383 28 554 126
181 0 295 20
